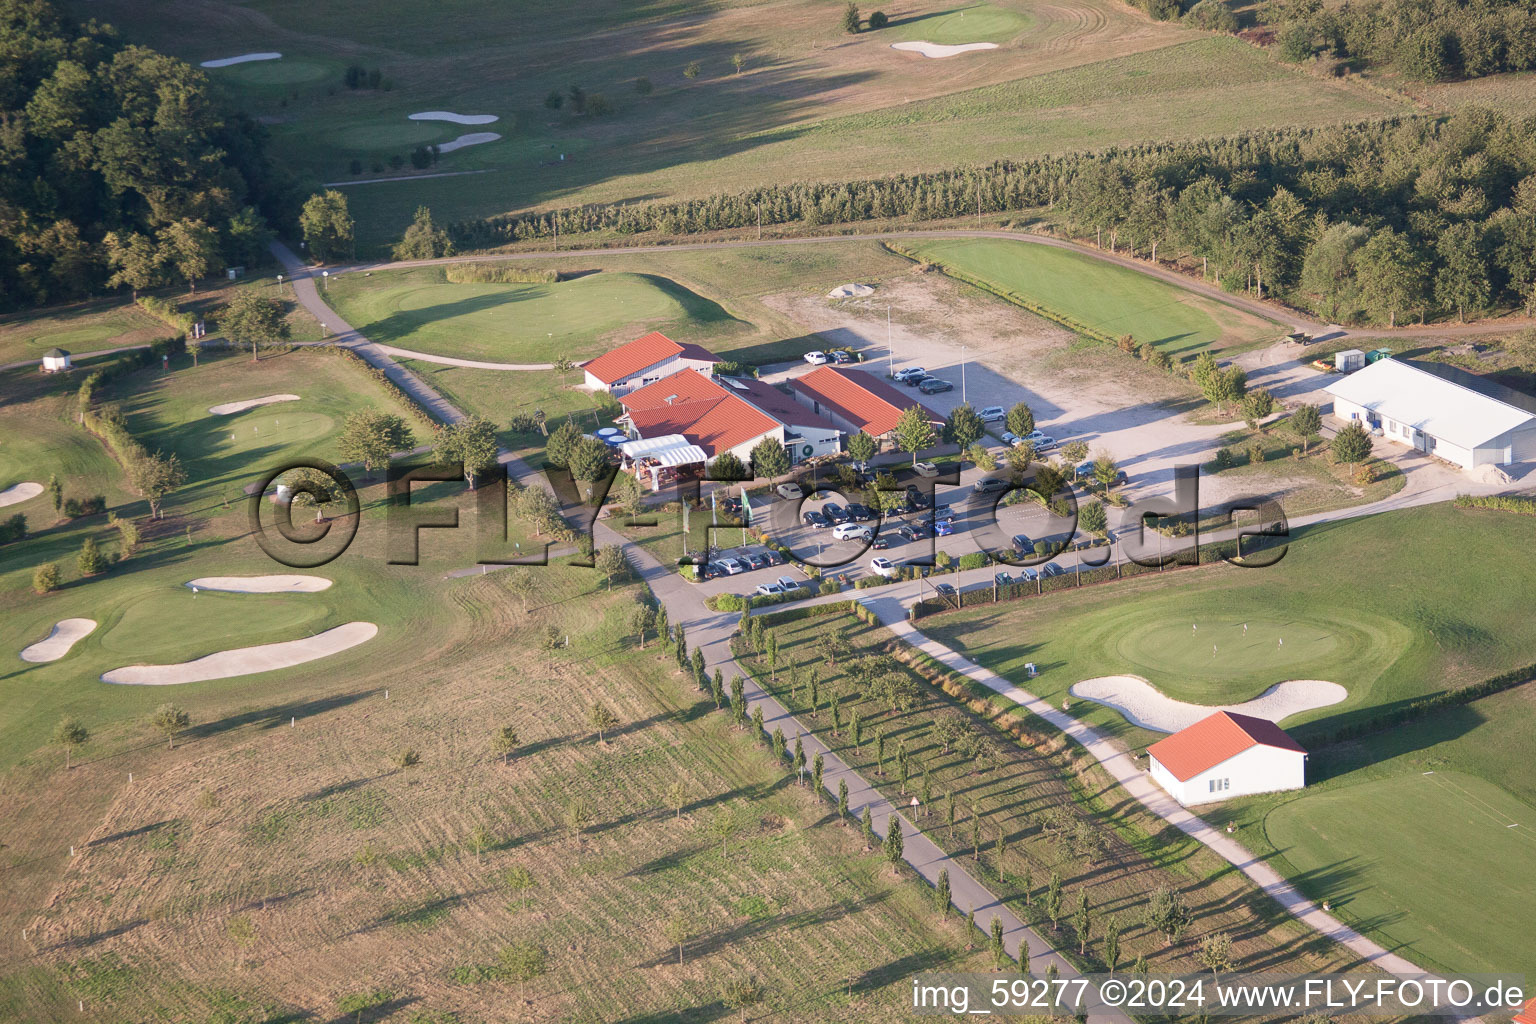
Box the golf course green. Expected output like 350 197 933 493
900 237 1279 358
895 3 1032 43
325 267 740 363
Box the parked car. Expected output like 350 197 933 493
973 476 1011 493
1016 566 1041 582
903 374 935 388
803 351 829 365
1010 534 1033 556
762 550 785 566
745 553 769 571
776 482 804 500
1075 460 1127 486
980 405 1006 422
913 461 940 478
934 582 957 598
934 519 955 536
1023 430 1057 450
932 502 952 517
821 502 849 523
802 510 830 529
833 522 873 541
776 575 804 592
1042 562 1066 578
918 378 955 394
829 350 854 364
871 536 890 550
870 556 898 578
845 502 874 521
756 582 787 596
904 485 931 507
721 558 747 575
994 571 1014 586
1000 431 1020 447
893 366 926 382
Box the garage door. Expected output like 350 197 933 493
1512 423 1536 462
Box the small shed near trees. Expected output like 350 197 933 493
41 348 72 372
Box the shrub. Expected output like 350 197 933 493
634 77 653 95
842 1 861 32
587 92 613 116
819 578 840 595
76 537 106 576
868 9 888 28
1246 441 1265 466
1211 447 1235 469
33 562 59 594
957 552 989 571
0 513 25 545
1453 493 1536 514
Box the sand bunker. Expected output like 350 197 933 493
201 53 282 68
1070 675 1348 733
409 111 499 125
186 575 333 594
208 394 300 416
891 41 999 58
828 283 876 298
102 622 378 685
20 618 97 663
0 482 43 507
436 132 501 153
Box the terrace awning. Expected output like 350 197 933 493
619 434 691 458
651 444 708 468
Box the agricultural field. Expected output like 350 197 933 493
896 236 1280 359
70 0 1406 249
918 503 1536 750
731 609 1366 981
1205 681 1536 976
325 266 747 363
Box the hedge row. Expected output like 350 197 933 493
443 263 562 285
1317 662 1536 747
136 295 198 333
1453 493 1536 515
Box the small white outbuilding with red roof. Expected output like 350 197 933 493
1146 710 1308 806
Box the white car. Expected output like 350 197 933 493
892 366 926 382
833 522 873 541
721 558 746 575
870 556 898 579
913 461 940 478
979 406 1006 422
776 482 804 500
804 351 829 365
775 576 804 593
755 582 787 596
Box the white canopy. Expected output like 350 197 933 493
619 434 690 458
652 444 709 468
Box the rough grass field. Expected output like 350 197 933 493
0 302 174 367
0 568 996 1022
73 0 1405 248
899 235 1280 358
919 503 1536 749
325 267 745 362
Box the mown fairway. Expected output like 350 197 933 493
1263 771 1536 975
898 236 1279 357
0 302 173 366
73 0 1405 248
325 267 743 362
920 504 1536 748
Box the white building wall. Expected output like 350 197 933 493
1151 745 1306 806
589 355 717 394
785 426 842 464
716 425 785 471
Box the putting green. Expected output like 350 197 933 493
215 57 332 87
100 590 335 661
1266 771 1536 974
1113 616 1343 687
896 3 1032 44
325 268 737 362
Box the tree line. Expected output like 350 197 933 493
451 111 1536 326
0 0 295 311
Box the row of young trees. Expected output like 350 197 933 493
0 0 296 310
452 112 1536 325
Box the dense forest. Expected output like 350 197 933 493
1259 0 1536 80
456 112 1536 326
0 0 292 311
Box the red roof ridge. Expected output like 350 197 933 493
582 331 686 385
790 366 943 436
1147 710 1306 782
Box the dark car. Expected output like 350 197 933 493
745 553 769 571
934 582 957 597
830 350 854 364
821 502 849 524
903 374 932 388
1042 561 1066 578
994 571 1014 586
871 536 890 550
1011 534 1033 556
918 378 955 394
803 510 831 529
761 549 784 566
904 486 931 508
845 502 874 521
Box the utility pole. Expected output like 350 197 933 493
961 345 967 405
757 203 762 240
887 306 893 376
554 213 559 252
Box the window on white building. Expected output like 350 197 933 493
1208 778 1230 793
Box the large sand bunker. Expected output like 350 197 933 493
891 41 999 58
409 111 499 125
0 482 43 507
186 575 333 594
436 132 501 153
828 283 876 298
20 619 97 663
101 622 378 685
1070 674 1348 733
208 394 300 416
201 53 282 68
